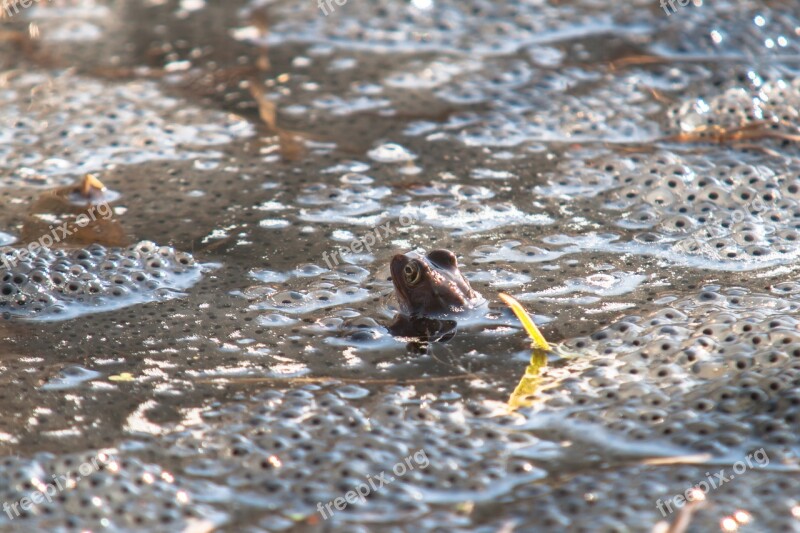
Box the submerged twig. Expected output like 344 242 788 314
651 493 707 533
609 53 800 71
195 374 474 386
662 121 800 145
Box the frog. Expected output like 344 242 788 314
386 249 483 343
390 249 480 317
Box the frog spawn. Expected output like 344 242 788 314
0 451 225 530
510 463 800 533
667 78 800 139
3 1 800 532
162 385 548 528
252 284 371 315
653 4 800 58
488 285 800 531
240 1 800 152
0 241 202 320
245 0 650 56
296 178 392 226
549 285 800 461
295 177 540 236
393 202 553 236
536 149 800 270
430 72 663 145
0 71 253 187
106 329 800 533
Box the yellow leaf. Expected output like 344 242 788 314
109 373 134 382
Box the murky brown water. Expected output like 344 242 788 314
1 0 800 531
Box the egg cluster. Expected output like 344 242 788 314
0 241 202 320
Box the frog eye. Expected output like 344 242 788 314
428 249 457 269
403 261 422 285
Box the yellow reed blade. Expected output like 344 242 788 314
498 292 551 351
507 348 548 410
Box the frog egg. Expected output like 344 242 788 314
626 207 660 226
659 214 696 233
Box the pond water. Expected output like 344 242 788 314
1 0 799 531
